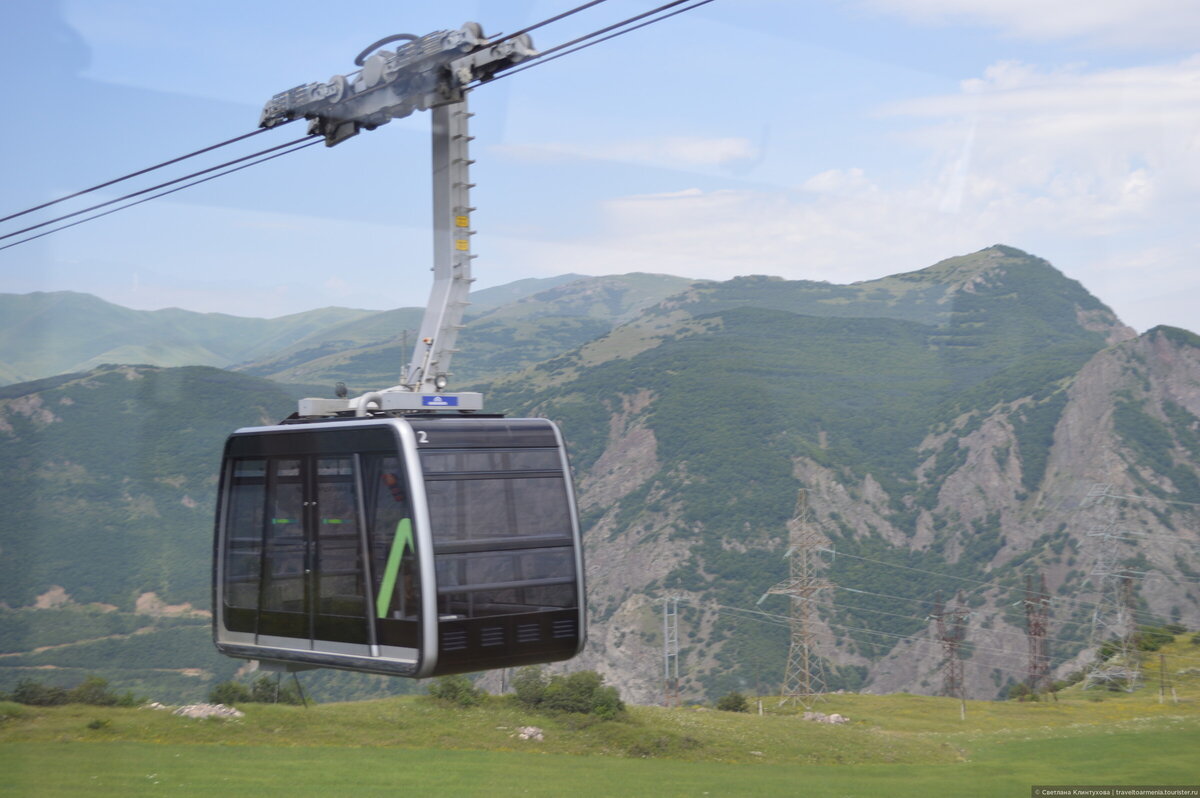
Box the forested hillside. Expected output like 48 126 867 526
0 274 591 387
2 246 1198 706
477 246 1199 702
233 272 697 388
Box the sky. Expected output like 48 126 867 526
1 0 1197 332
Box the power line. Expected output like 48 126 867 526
1 1 717 250
0 127 278 225
0 135 318 244
772 588 1200 667
0 3 617 228
489 0 613 47
487 0 715 83
0 139 322 253
823 549 1200 628
708 596 1200 689
1086 484 1200 510
834 585 1200 659
707 600 1037 671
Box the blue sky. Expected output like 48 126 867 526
1 0 1197 332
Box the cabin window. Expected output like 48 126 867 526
421 445 577 619
222 446 408 644
223 459 266 611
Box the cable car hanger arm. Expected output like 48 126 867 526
258 23 536 147
266 22 536 417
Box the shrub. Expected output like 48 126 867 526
1137 626 1176 652
590 686 624 720
208 681 253 706
207 676 302 706
511 666 548 709
512 668 624 718
428 674 486 707
715 692 749 712
69 676 135 707
10 676 134 707
11 679 69 706
251 675 303 705
543 671 604 714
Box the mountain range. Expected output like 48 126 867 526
2 245 1198 705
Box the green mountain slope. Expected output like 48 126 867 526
0 365 300 607
476 246 1196 702
236 273 699 388
2 246 1196 707
0 276 589 388
0 292 377 385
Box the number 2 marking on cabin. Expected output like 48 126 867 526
417 431 429 444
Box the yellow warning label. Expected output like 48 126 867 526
455 239 470 251
455 215 469 228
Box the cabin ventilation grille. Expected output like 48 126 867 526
516 623 540 644
441 628 468 651
481 627 505 647
552 619 576 639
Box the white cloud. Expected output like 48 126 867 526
887 57 1200 233
860 0 1200 48
507 56 1200 332
512 185 994 285
493 136 758 167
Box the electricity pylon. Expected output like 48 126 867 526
764 490 831 707
1081 484 1142 692
662 595 681 707
1022 573 1051 695
930 591 970 720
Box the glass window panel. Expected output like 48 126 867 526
262 458 306 614
267 459 303 542
512 478 572 537
437 584 575 617
434 548 574 589
234 460 266 478
315 456 365 618
425 476 571 542
433 547 576 618
224 460 265 610
522 583 577 609
420 449 562 474
364 454 420 621
518 548 576 581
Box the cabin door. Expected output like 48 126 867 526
251 455 372 650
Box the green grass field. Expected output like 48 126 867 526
3 643 1199 797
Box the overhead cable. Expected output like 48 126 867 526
487 0 715 83
0 0 716 248
0 139 322 253
823 548 1200 627
0 135 318 244
488 0 613 47
788 590 1200 666
0 127 277 225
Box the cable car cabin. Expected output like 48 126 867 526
213 415 586 678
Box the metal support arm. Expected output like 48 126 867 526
273 22 535 416
405 99 475 392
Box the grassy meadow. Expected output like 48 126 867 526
3 648 1200 798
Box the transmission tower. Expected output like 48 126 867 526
662 595 681 707
931 591 970 719
1081 484 1142 691
764 490 831 707
1022 572 1051 695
